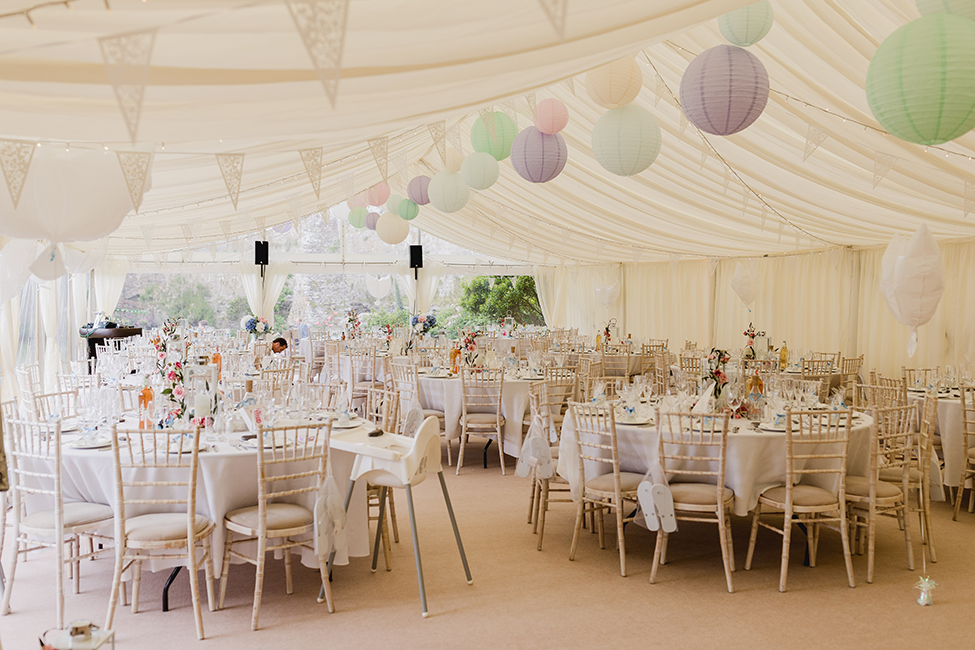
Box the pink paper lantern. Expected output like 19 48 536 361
365 211 380 230
679 44 769 136
347 192 368 210
407 175 431 205
534 98 569 134
366 181 390 206
510 126 568 183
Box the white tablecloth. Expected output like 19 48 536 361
907 391 968 488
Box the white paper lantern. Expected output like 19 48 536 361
730 261 758 306
594 281 620 306
880 224 945 357
591 105 662 176
445 148 464 173
376 212 410 245
460 152 500 190
427 171 470 213
585 57 643 109
718 0 774 47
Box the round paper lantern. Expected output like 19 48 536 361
444 148 464 173
398 198 420 221
585 57 643 109
866 14 975 146
347 192 368 210
348 206 368 228
376 212 410 245
366 181 390 206
510 127 568 183
535 98 569 134
591 105 662 176
365 211 380 230
386 193 405 214
471 111 518 161
427 171 470 212
460 152 500 190
917 0 975 21
717 0 774 47
407 175 431 205
679 44 769 136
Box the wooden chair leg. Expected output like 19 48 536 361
649 531 665 584
317 553 335 614
568 499 585 561
952 483 964 521
131 560 142 614
528 472 539 525
1 519 20 617
218 530 234 609
779 507 793 593
536 480 550 551
284 544 294 595
922 487 937 563
745 503 761 570
187 540 205 640
387 490 400 543
839 505 856 589
717 509 734 593
497 432 506 476
202 536 215 612
615 498 627 577
251 535 267 631
455 432 468 475
596 502 606 550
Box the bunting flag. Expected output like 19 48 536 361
759 204 768 231
390 153 408 187
632 248 643 265
669 254 679 271
525 92 537 118
722 168 732 194
872 152 896 189
802 124 828 162
827 248 842 270
479 108 499 144
777 221 784 244
207 243 218 261
679 111 689 137
966 180 975 218
140 224 154 250
699 147 709 170
215 153 245 210
181 222 195 246
501 102 518 128
471 213 479 228
255 215 267 235
152 252 164 268
559 228 571 246
286 0 350 108
507 233 516 250
446 122 463 153
0 139 35 209
294 217 303 239
427 121 446 165
741 191 749 215
337 172 355 200
287 191 303 218
654 75 666 107
536 0 568 40
299 147 323 199
541 251 549 265
219 219 232 239
563 77 575 96
488 223 496 238
708 257 719 276
526 219 537 236
368 136 389 180
115 151 152 213
98 29 157 143
525 241 533 259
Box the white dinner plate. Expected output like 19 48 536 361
619 416 653 426
331 419 366 429
68 437 112 450
756 423 787 433
426 373 452 379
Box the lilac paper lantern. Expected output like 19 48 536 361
407 175 431 205
679 44 769 136
510 126 568 183
365 211 380 230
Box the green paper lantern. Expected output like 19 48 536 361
460 152 500 190
471 112 518 161
591 105 662 176
866 14 975 145
348 206 368 228
385 193 405 214
718 0 774 47
917 0 975 22
399 198 420 220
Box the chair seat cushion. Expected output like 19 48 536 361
968 447 975 460
585 471 643 494
226 503 313 532
879 467 923 483
461 413 505 427
125 513 212 542
669 483 734 506
23 501 113 530
845 476 902 499
422 409 445 420
760 484 837 507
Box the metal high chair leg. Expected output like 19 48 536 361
439 472 473 585
405 484 428 617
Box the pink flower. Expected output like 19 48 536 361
167 370 177 381
157 352 166 360
172 385 185 399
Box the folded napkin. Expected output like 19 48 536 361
767 395 787 425
692 383 715 414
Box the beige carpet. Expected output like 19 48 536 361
3 447 974 649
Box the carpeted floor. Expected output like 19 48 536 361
2 446 974 649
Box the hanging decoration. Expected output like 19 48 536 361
141 224 154 251
215 153 245 210
471 111 518 161
385 193 405 214
526 92 538 117
428 171 470 213
594 282 620 306
478 108 499 144
98 28 157 143
407 175 431 205
536 0 568 40
446 122 463 153
460 152 500 190
337 172 355 201
376 212 410 245
731 261 758 307
717 0 774 47
510 126 568 183
347 192 368 209
365 211 380 230
286 0 350 108
348 206 368 228
367 181 391 206
366 274 392 299
591 105 662 176
534 98 569 134
802 124 829 161
444 148 465 174
287 192 303 219
866 14 975 146
0 139 35 209
368 136 389 180
427 121 447 165
873 152 897 188
680 44 769 136
398 198 420 221
299 147 324 199
916 0 975 21
585 57 643 109
116 151 153 213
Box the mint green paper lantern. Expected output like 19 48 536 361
348 206 368 228
398 198 420 221
917 0 975 22
866 14 975 145
591 105 662 176
718 0 774 47
471 111 517 161
386 193 405 214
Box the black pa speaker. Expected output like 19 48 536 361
410 245 423 269
255 241 269 266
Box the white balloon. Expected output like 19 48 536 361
594 281 621 306
29 244 66 281
366 274 392 299
880 224 945 357
731 261 758 306
0 239 39 304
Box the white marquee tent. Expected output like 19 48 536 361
0 0 973 398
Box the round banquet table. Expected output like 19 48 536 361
907 389 967 489
24 425 372 581
557 412 876 517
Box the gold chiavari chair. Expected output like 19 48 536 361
955 384 975 519
526 381 572 551
363 386 402 568
456 368 506 475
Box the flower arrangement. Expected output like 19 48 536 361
241 314 270 335
706 348 731 399
603 317 617 344
412 313 436 335
347 308 361 339
161 361 186 421
742 322 765 360
150 317 187 423
462 330 480 367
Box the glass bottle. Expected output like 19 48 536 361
779 341 789 370
450 345 461 374
212 346 222 381
139 377 154 430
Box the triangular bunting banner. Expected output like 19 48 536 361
294 218 303 239
255 215 267 234
0 139 35 208
708 257 719 276
699 148 709 170
488 223 496 239
181 223 195 245
501 102 518 128
541 251 549 265
479 108 499 145
140 224 154 250
526 92 537 118
215 153 245 210
564 77 575 96
559 229 571 246
741 191 749 215
218 219 232 241
446 122 462 153
286 0 350 108
722 168 732 194
471 213 479 228
508 233 515 250
368 136 389 180
632 248 643 264
777 222 784 244
427 121 446 165
802 124 828 162
966 180 975 218
98 28 156 143
536 0 568 40
669 254 680 271
679 111 689 137
337 172 355 200
759 204 768 231
873 152 896 189
827 248 842 270
595 240 606 257
299 147 323 199
391 153 408 187
115 151 152 213
207 243 217 261
654 75 666 107
152 252 164 268
287 192 303 218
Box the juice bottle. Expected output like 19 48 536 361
212 346 222 380
139 378 154 429
779 341 789 370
